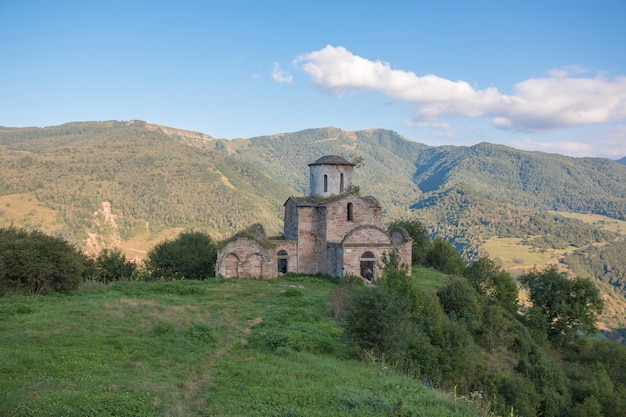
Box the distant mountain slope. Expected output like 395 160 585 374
205 127 427 218
411 142 626 220
618 156 626 165
0 121 292 254
193 128 626 222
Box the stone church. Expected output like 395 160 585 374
215 155 412 280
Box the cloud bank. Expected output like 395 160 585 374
295 45 626 132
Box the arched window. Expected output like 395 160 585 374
323 174 328 193
340 173 344 193
277 250 288 274
347 202 353 221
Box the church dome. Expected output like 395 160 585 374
308 155 354 166
308 155 354 197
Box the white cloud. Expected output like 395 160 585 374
510 138 594 157
295 45 626 132
510 125 626 159
272 63 293 84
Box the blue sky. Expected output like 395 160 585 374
1 0 625 159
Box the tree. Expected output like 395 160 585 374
520 266 604 346
0 226 85 295
388 218 430 266
464 257 519 313
438 276 482 330
95 248 137 283
426 237 466 276
145 231 217 280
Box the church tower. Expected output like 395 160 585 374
308 155 354 197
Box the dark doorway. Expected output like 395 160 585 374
277 250 288 274
360 251 375 281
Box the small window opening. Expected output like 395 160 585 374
324 175 328 193
347 202 353 221
340 173 344 193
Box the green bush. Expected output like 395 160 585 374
426 237 466 275
94 248 137 283
145 231 217 280
438 276 483 330
464 257 518 313
0 226 85 295
388 218 431 266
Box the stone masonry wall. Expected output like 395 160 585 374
324 195 382 243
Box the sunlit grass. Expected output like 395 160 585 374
0 192 62 235
412 267 449 293
0 278 480 417
549 210 626 236
482 237 565 274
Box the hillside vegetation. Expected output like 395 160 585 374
208 127 626 335
2 121 626 333
0 121 292 256
2 221 625 417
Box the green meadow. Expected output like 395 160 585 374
0 275 479 417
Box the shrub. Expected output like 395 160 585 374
387 218 431 266
464 257 519 313
95 248 137 283
426 237 466 275
145 231 217 280
438 276 482 330
0 226 85 295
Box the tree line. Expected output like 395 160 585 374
338 220 620 417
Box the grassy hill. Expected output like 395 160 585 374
0 275 481 417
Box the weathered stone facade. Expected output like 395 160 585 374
216 155 412 280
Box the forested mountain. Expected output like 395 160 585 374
0 121 292 257
2 121 626 333
200 127 426 219
618 156 626 165
412 143 626 218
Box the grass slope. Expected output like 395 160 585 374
0 277 479 417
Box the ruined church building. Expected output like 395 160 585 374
216 155 412 280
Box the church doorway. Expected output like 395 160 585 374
360 251 375 281
277 250 288 274
224 253 240 277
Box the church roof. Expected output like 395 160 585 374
286 194 381 208
308 155 354 166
